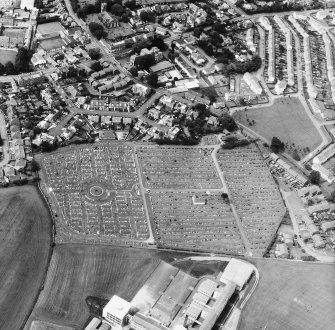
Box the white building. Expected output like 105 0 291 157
311 163 335 184
258 17 275 83
220 258 254 291
313 144 335 165
20 0 35 10
274 80 287 95
243 72 262 95
103 295 132 328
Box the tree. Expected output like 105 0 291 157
89 22 106 40
121 12 130 23
30 159 41 172
23 119 33 129
140 10 156 23
94 0 103 12
134 54 155 70
15 47 32 73
91 61 103 71
221 113 238 132
133 39 151 53
5 61 15 74
129 66 138 77
0 133 3 146
194 27 203 38
124 0 136 10
110 3 125 16
146 72 158 87
84 3 96 14
40 140 58 152
77 8 86 19
88 48 101 60
309 170 321 185
270 137 285 153
151 36 166 51
0 63 4 75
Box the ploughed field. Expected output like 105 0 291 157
0 186 52 330
26 245 177 329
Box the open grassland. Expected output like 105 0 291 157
233 97 322 158
239 259 335 330
26 245 192 329
0 186 52 330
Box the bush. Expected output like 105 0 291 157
88 49 101 60
271 137 285 153
91 61 103 71
221 139 250 149
309 170 321 185
140 10 156 23
89 22 106 40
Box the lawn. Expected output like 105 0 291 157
239 258 335 330
25 245 193 329
39 37 66 51
233 97 322 158
0 186 52 330
0 49 17 65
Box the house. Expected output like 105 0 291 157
275 243 289 258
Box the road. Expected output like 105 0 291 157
72 91 169 132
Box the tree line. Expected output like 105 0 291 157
0 47 32 76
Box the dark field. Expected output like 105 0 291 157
171 259 228 277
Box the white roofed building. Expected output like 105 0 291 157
243 72 262 95
274 80 287 95
103 295 132 328
311 164 334 184
313 144 335 165
219 258 254 291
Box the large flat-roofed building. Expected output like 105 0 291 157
130 313 169 330
103 295 132 328
183 279 236 330
219 258 254 291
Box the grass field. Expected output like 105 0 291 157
0 186 52 330
239 259 335 330
26 245 193 329
0 49 17 65
233 97 322 158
